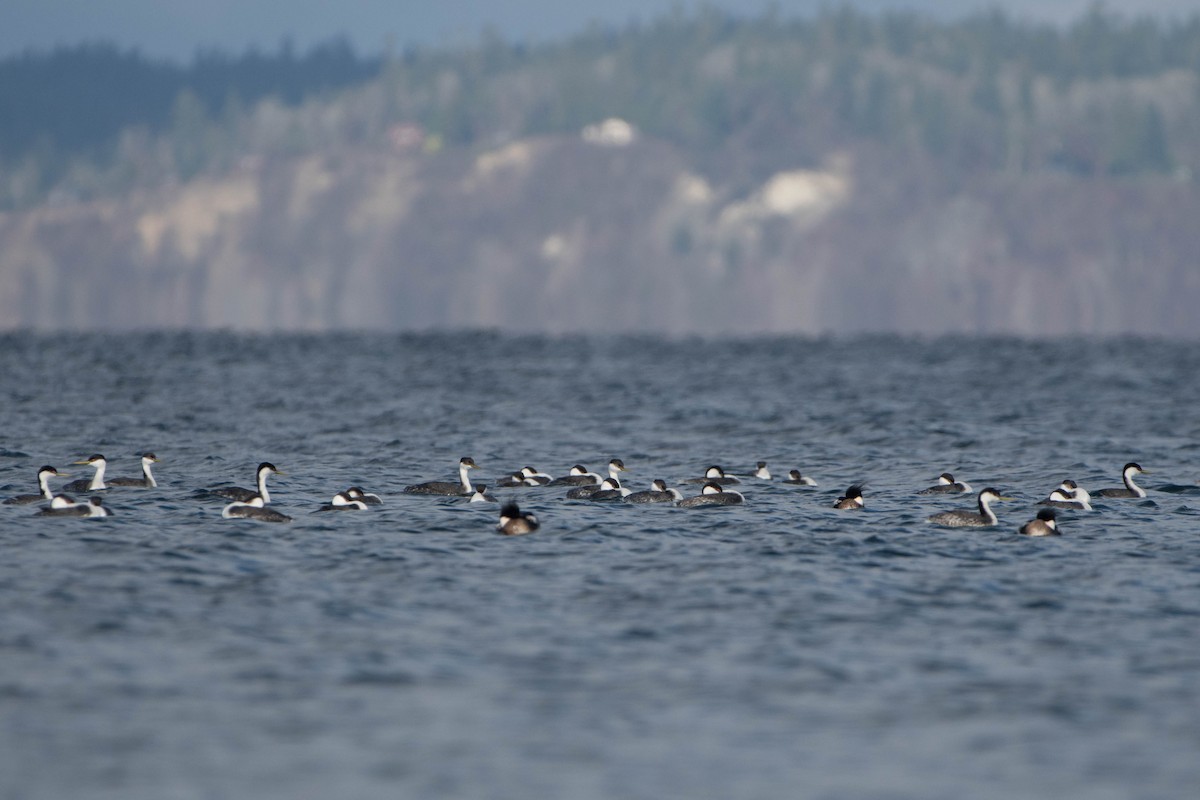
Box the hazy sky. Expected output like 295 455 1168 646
5 0 1196 61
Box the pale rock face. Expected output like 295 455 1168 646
581 118 637 147
0 128 1194 337
137 176 260 260
717 163 852 231
467 141 535 191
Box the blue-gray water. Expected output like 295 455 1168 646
2 332 1199 800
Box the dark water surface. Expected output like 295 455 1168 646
2 332 1199 799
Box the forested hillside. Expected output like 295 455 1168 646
1 7 1198 334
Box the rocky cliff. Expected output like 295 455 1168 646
2 132 1197 335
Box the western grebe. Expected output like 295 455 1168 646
208 462 284 503
519 467 552 485
108 453 160 488
497 467 553 487
348 487 382 505
404 456 478 496
677 481 744 507
4 465 65 505
917 472 973 495
1094 462 1148 498
547 464 601 486
497 502 539 535
562 460 628 497
1037 480 1092 511
927 487 1012 527
782 470 817 486
624 479 683 504
682 466 740 485
314 489 368 512
469 484 498 503
497 468 536 488
223 495 292 522
62 454 107 493
497 471 527 488
1018 508 1060 536
753 462 772 480
586 478 631 501
36 495 110 518
834 484 865 510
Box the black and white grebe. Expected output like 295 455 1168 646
108 453 160 488
1093 463 1148 499
623 479 683 504
782 470 818 486
677 481 744 507
4 465 65 505
36 495 111 518
208 462 284 503
1037 480 1092 511
404 457 479 496
927 488 1012 527
917 472 973 495
223 494 292 522
62 454 107 493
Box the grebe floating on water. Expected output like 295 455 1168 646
496 471 528 488
108 453 160 488
348 487 382 505
548 463 605 487
927 488 1012 527
497 467 551 487
207 462 283 503
624 479 683 504
4 465 65 505
586 478 631 501
314 489 368 512
782 470 817 486
62 454 106 493
36 496 110 518
562 461 627 497
404 457 478 496
917 472 973 495
1018 508 1060 536
1037 480 1092 511
517 467 553 485
497 502 539 535
677 481 744 507
223 494 292 522
1093 463 1148 498
753 462 771 480
834 484 866 510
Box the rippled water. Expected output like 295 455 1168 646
2 332 1199 799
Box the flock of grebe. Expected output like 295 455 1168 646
3 450 1153 536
